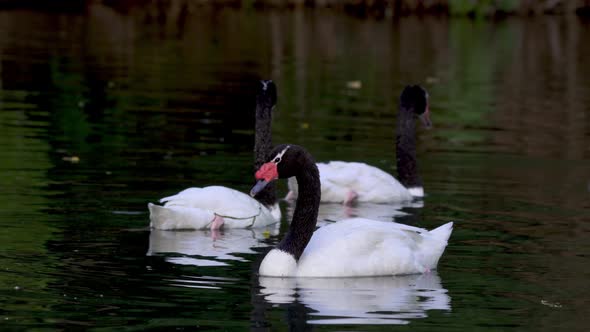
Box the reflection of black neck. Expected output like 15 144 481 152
396 106 422 189
277 153 320 260
253 98 276 207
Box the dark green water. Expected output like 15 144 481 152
1 5 589 331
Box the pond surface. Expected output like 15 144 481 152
1 5 589 331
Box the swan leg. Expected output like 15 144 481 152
285 190 296 201
344 205 354 218
211 228 222 241
343 190 358 206
211 214 225 230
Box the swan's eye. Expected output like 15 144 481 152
271 145 290 164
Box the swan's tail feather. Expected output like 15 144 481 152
429 222 453 243
148 203 172 229
148 203 214 230
419 222 453 271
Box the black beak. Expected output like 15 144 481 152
250 179 270 197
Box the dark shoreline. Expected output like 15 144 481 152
1 0 590 18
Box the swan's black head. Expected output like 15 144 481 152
250 144 312 197
256 80 277 109
400 85 431 128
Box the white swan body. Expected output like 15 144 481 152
148 80 280 230
148 186 280 230
288 161 421 204
259 218 452 277
252 88 447 278
286 85 432 205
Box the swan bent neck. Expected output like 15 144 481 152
148 80 280 230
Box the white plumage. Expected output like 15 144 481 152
287 161 418 204
254 86 448 278
148 80 280 230
148 186 280 230
285 85 433 205
259 218 453 277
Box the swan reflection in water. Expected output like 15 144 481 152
287 200 424 227
259 272 450 325
147 224 279 266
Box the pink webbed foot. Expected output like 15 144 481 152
211 228 222 241
211 215 225 230
343 190 358 207
210 215 225 240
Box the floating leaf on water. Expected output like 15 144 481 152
62 156 80 163
541 300 562 308
346 80 362 89
426 76 440 84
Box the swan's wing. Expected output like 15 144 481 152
318 162 366 187
303 218 424 253
297 219 447 277
318 162 412 203
315 162 358 202
160 186 262 218
151 186 279 229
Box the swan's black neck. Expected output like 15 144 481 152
253 90 276 207
396 105 422 189
277 152 320 260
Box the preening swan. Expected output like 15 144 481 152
251 144 453 277
286 85 432 205
148 80 281 230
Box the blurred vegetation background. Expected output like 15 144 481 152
1 0 590 18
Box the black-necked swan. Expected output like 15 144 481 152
148 80 281 230
285 85 432 205
251 144 453 277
